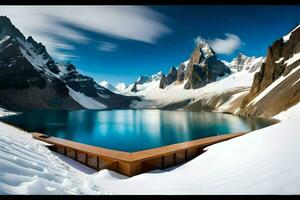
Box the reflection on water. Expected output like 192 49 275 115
1 109 274 152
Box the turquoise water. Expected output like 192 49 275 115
1 110 274 152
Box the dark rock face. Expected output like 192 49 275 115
0 23 81 111
0 16 139 111
239 24 300 117
184 64 207 89
158 41 230 90
166 67 178 84
159 75 167 89
131 82 138 92
0 16 25 40
184 43 230 89
59 64 100 97
159 66 177 89
177 64 186 83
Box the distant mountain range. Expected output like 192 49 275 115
0 15 299 118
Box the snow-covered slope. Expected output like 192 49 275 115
273 99 300 121
67 86 107 109
0 120 105 194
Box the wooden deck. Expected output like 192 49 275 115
32 131 246 177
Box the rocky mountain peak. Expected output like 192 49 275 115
236 53 247 60
0 16 25 41
198 40 215 59
187 41 215 67
159 66 178 89
183 41 230 89
26 36 52 61
0 15 55 75
158 40 230 90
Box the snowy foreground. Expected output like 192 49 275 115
0 104 300 194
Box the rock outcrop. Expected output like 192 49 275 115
238 24 300 117
159 66 177 89
159 40 231 90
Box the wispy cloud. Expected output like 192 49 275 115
0 6 172 60
97 42 118 52
195 33 242 55
54 53 79 61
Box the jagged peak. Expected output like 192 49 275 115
168 66 177 73
0 15 12 24
135 71 163 85
0 16 25 41
0 16 54 69
229 53 264 73
187 39 216 68
196 40 215 59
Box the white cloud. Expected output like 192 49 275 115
54 53 79 61
0 6 171 60
97 42 118 52
195 33 242 55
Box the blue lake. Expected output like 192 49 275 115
1 109 275 152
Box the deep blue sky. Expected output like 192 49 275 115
6 5 300 85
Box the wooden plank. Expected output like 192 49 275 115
74 150 78 161
173 153 176 165
31 131 246 163
31 131 247 176
161 156 165 169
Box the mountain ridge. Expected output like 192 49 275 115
0 15 139 111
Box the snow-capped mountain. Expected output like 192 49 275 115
226 53 264 73
160 41 231 89
0 16 139 111
125 71 163 93
99 81 116 92
136 71 163 85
